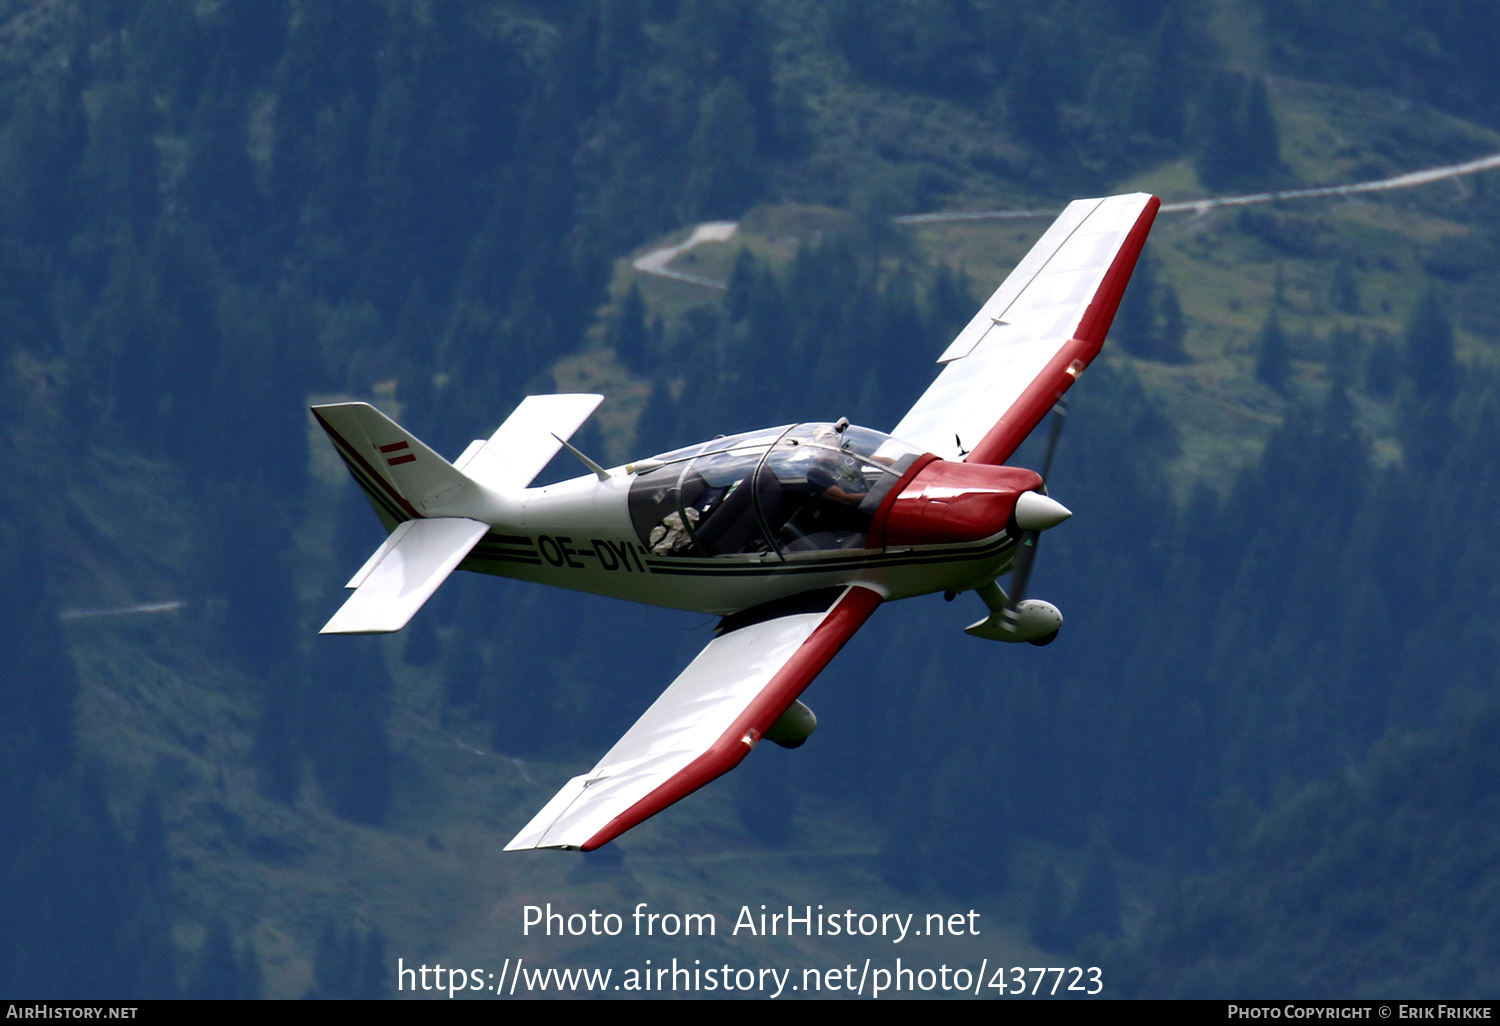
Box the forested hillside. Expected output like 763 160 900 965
1 0 1498 998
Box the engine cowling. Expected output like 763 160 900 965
881 462 1043 546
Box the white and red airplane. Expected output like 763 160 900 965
313 193 1160 851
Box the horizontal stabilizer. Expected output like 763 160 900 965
461 394 604 493
320 517 490 634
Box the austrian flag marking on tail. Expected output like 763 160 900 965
379 440 415 466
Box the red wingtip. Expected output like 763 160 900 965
964 195 1160 467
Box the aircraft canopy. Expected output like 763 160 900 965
628 423 925 557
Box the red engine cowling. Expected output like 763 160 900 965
879 461 1043 546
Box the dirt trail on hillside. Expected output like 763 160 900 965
632 149 1500 287
895 150 1500 224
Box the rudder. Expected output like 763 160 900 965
312 402 473 527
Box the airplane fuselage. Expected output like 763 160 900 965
456 421 1042 616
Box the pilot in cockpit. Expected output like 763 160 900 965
785 421 883 507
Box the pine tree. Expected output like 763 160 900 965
1331 253 1360 313
609 283 651 372
1403 289 1457 406
1112 252 1160 358
1137 6 1192 142
1239 77 1281 181
1158 285 1188 362
1195 73 1282 190
684 78 760 221
1255 309 1290 392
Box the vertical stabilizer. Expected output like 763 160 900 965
312 402 480 522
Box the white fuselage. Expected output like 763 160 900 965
456 469 1020 616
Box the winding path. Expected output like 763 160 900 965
631 220 739 289
633 150 1500 288
895 150 1500 224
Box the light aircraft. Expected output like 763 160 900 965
313 193 1160 851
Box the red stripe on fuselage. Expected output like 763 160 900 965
379 440 410 453
964 195 1160 467
580 585 884 850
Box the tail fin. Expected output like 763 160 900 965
311 395 606 633
313 394 605 526
312 403 475 527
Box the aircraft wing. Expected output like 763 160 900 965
891 193 1160 465
505 586 883 851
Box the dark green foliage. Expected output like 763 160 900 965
0 505 78 779
1265 0 1500 128
1399 290 1459 468
1403 289 1458 407
874 656 1013 898
730 755 797 849
305 923 389 999
186 919 262 1000
1331 253 1361 313
1254 309 1290 391
877 775 930 895
1363 332 1401 397
440 630 484 709
1238 209 1332 258
402 612 440 668
685 79 763 220
252 666 302 805
1120 706 1500 998
305 639 393 825
634 376 680 458
0 772 179 997
608 284 652 373
690 235 974 441
1195 73 1282 191
830 0 1001 98
1135 6 1194 143
829 2 1205 185
1112 251 1188 362
1158 285 1187 358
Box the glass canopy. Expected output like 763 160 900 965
627 423 925 558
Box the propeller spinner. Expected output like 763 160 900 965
968 401 1071 645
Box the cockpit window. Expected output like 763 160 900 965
628 423 923 558
626 428 784 557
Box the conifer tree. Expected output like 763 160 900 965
609 283 651 372
1255 309 1290 392
685 79 760 221
1331 253 1361 313
1113 254 1161 359
1403 288 1457 406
